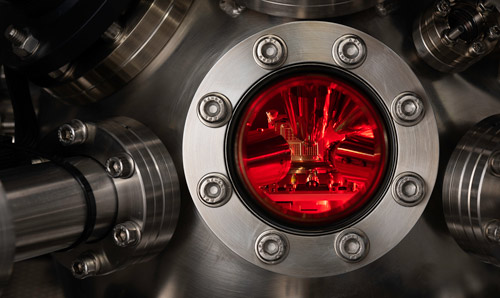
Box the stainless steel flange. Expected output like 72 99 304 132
44 0 193 104
443 114 500 266
236 0 378 19
183 21 439 277
54 117 180 276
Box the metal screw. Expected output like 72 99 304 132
488 25 500 40
489 151 500 177
470 41 486 56
392 92 425 126
336 229 369 262
253 35 287 69
197 173 232 207
393 172 426 206
113 221 141 247
71 254 100 279
197 93 232 127
333 34 367 69
105 154 135 178
58 119 88 146
435 0 451 17
255 231 288 264
102 22 123 43
485 221 500 243
4 26 39 58
219 0 246 18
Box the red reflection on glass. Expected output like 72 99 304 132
235 74 388 225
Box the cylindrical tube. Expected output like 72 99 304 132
0 157 117 261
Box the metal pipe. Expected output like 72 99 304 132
0 157 117 261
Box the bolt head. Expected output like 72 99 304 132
255 231 288 264
336 229 369 262
488 26 500 40
435 0 451 17
392 92 425 126
253 35 287 69
197 93 232 127
489 151 500 177
58 119 88 146
470 41 486 56
393 172 426 206
71 255 99 279
333 34 367 69
197 173 232 207
113 221 141 247
105 154 135 178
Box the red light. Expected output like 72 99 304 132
234 74 388 226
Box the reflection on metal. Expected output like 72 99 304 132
44 0 193 104
443 114 500 266
183 21 439 277
0 183 14 296
413 0 500 72
236 0 379 18
0 117 180 279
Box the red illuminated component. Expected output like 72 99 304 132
235 74 388 225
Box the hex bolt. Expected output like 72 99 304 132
105 154 135 178
4 25 39 58
392 92 425 126
485 221 500 243
393 172 426 206
470 41 486 56
58 119 88 146
102 22 123 43
333 34 367 69
435 0 451 17
489 151 500 177
488 25 500 40
336 229 369 262
71 254 100 279
197 173 232 207
197 93 232 127
253 35 287 69
255 231 288 264
113 221 142 247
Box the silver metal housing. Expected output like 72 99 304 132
236 0 378 19
443 114 500 265
183 21 439 277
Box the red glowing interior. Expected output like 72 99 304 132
235 74 388 225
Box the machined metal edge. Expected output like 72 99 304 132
44 0 193 104
0 182 14 294
182 21 439 277
238 0 378 19
54 117 180 275
443 114 500 265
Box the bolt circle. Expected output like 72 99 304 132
58 119 88 146
197 173 232 207
105 154 135 178
197 93 232 127
335 229 369 262
392 92 425 126
255 231 289 264
393 172 426 207
113 221 142 247
333 34 367 69
71 254 99 279
253 35 287 69
485 221 500 243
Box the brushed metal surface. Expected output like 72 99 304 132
5 0 500 296
182 21 439 277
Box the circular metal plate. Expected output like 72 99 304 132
183 21 439 277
